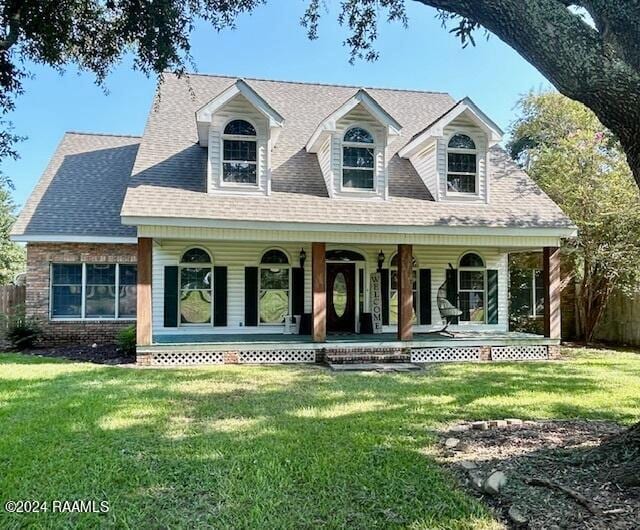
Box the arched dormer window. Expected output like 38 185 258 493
222 119 257 185
259 249 290 325
342 127 375 190
389 253 418 325
458 252 485 323
447 133 477 194
180 248 212 324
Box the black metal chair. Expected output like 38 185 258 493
429 275 463 337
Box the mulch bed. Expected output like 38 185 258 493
435 420 640 529
18 345 135 365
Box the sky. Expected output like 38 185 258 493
4 1 551 209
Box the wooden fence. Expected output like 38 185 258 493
0 284 25 329
594 290 640 346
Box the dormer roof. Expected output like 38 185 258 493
305 89 402 153
398 97 503 159
117 73 573 234
195 78 285 146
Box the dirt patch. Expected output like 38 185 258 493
435 420 640 529
20 345 135 365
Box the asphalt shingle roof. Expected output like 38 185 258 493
11 132 140 238
122 73 572 229
13 73 573 240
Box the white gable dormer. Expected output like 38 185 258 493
399 98 502 203
196 79 284 196
306 90 401 199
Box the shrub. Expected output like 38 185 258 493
117 324 136 355
5 316 42 350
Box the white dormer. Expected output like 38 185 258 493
196 79 284 196
306 89 401 199
399 98 502 203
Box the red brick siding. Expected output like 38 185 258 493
26 243 137 346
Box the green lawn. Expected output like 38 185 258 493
0 348 639 529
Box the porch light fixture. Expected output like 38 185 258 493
299 248 307 269
377 250 385 271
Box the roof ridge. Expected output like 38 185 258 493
65 131 141 139
165 70 452 96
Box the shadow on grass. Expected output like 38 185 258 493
0 352 638 528
439 419 640 529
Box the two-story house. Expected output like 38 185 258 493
11 73 575 365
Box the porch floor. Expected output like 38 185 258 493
148 331 557 352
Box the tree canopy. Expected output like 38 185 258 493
509 91 640 342
0 184 24 284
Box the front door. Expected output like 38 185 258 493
327 263 356 333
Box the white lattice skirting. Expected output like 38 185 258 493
149 351 225 366
491 346 548 361
411 347 482 363
238 350 316 364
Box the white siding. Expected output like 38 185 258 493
409 141 438 200
207 94 269 195
152 240 510 337
350 244 508 333
439 117 488 202
317 136 334 197
331 104 387 200
153 241 311 335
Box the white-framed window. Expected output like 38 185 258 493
50 263 136 320
389 253 418 325
342 126 375 190
447 133 477 194
458 252 486 323
259 249 290 325
179 248 213 325
222 119 257 185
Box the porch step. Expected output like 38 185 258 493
328 362 421 372
323 347 410 364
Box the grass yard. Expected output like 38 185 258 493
0 347 639 529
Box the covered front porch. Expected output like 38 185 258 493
137 330 560 366
133 228 563 365
151 330 557 347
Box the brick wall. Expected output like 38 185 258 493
26 243 137 346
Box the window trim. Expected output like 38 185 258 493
519 268 544 319
178 246 213 327
258 248 291 326
531 269 544 318
220 117 259 188
49 262 137 321
446 132 479 197
457 251 486 324
340 125 378 193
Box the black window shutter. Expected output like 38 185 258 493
291 267 304 316
487 269 499 324
244 267 258 326
213 266 227 326
446 268 459 325
163 266 178 327
419 269 431 325
381 269 389 325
